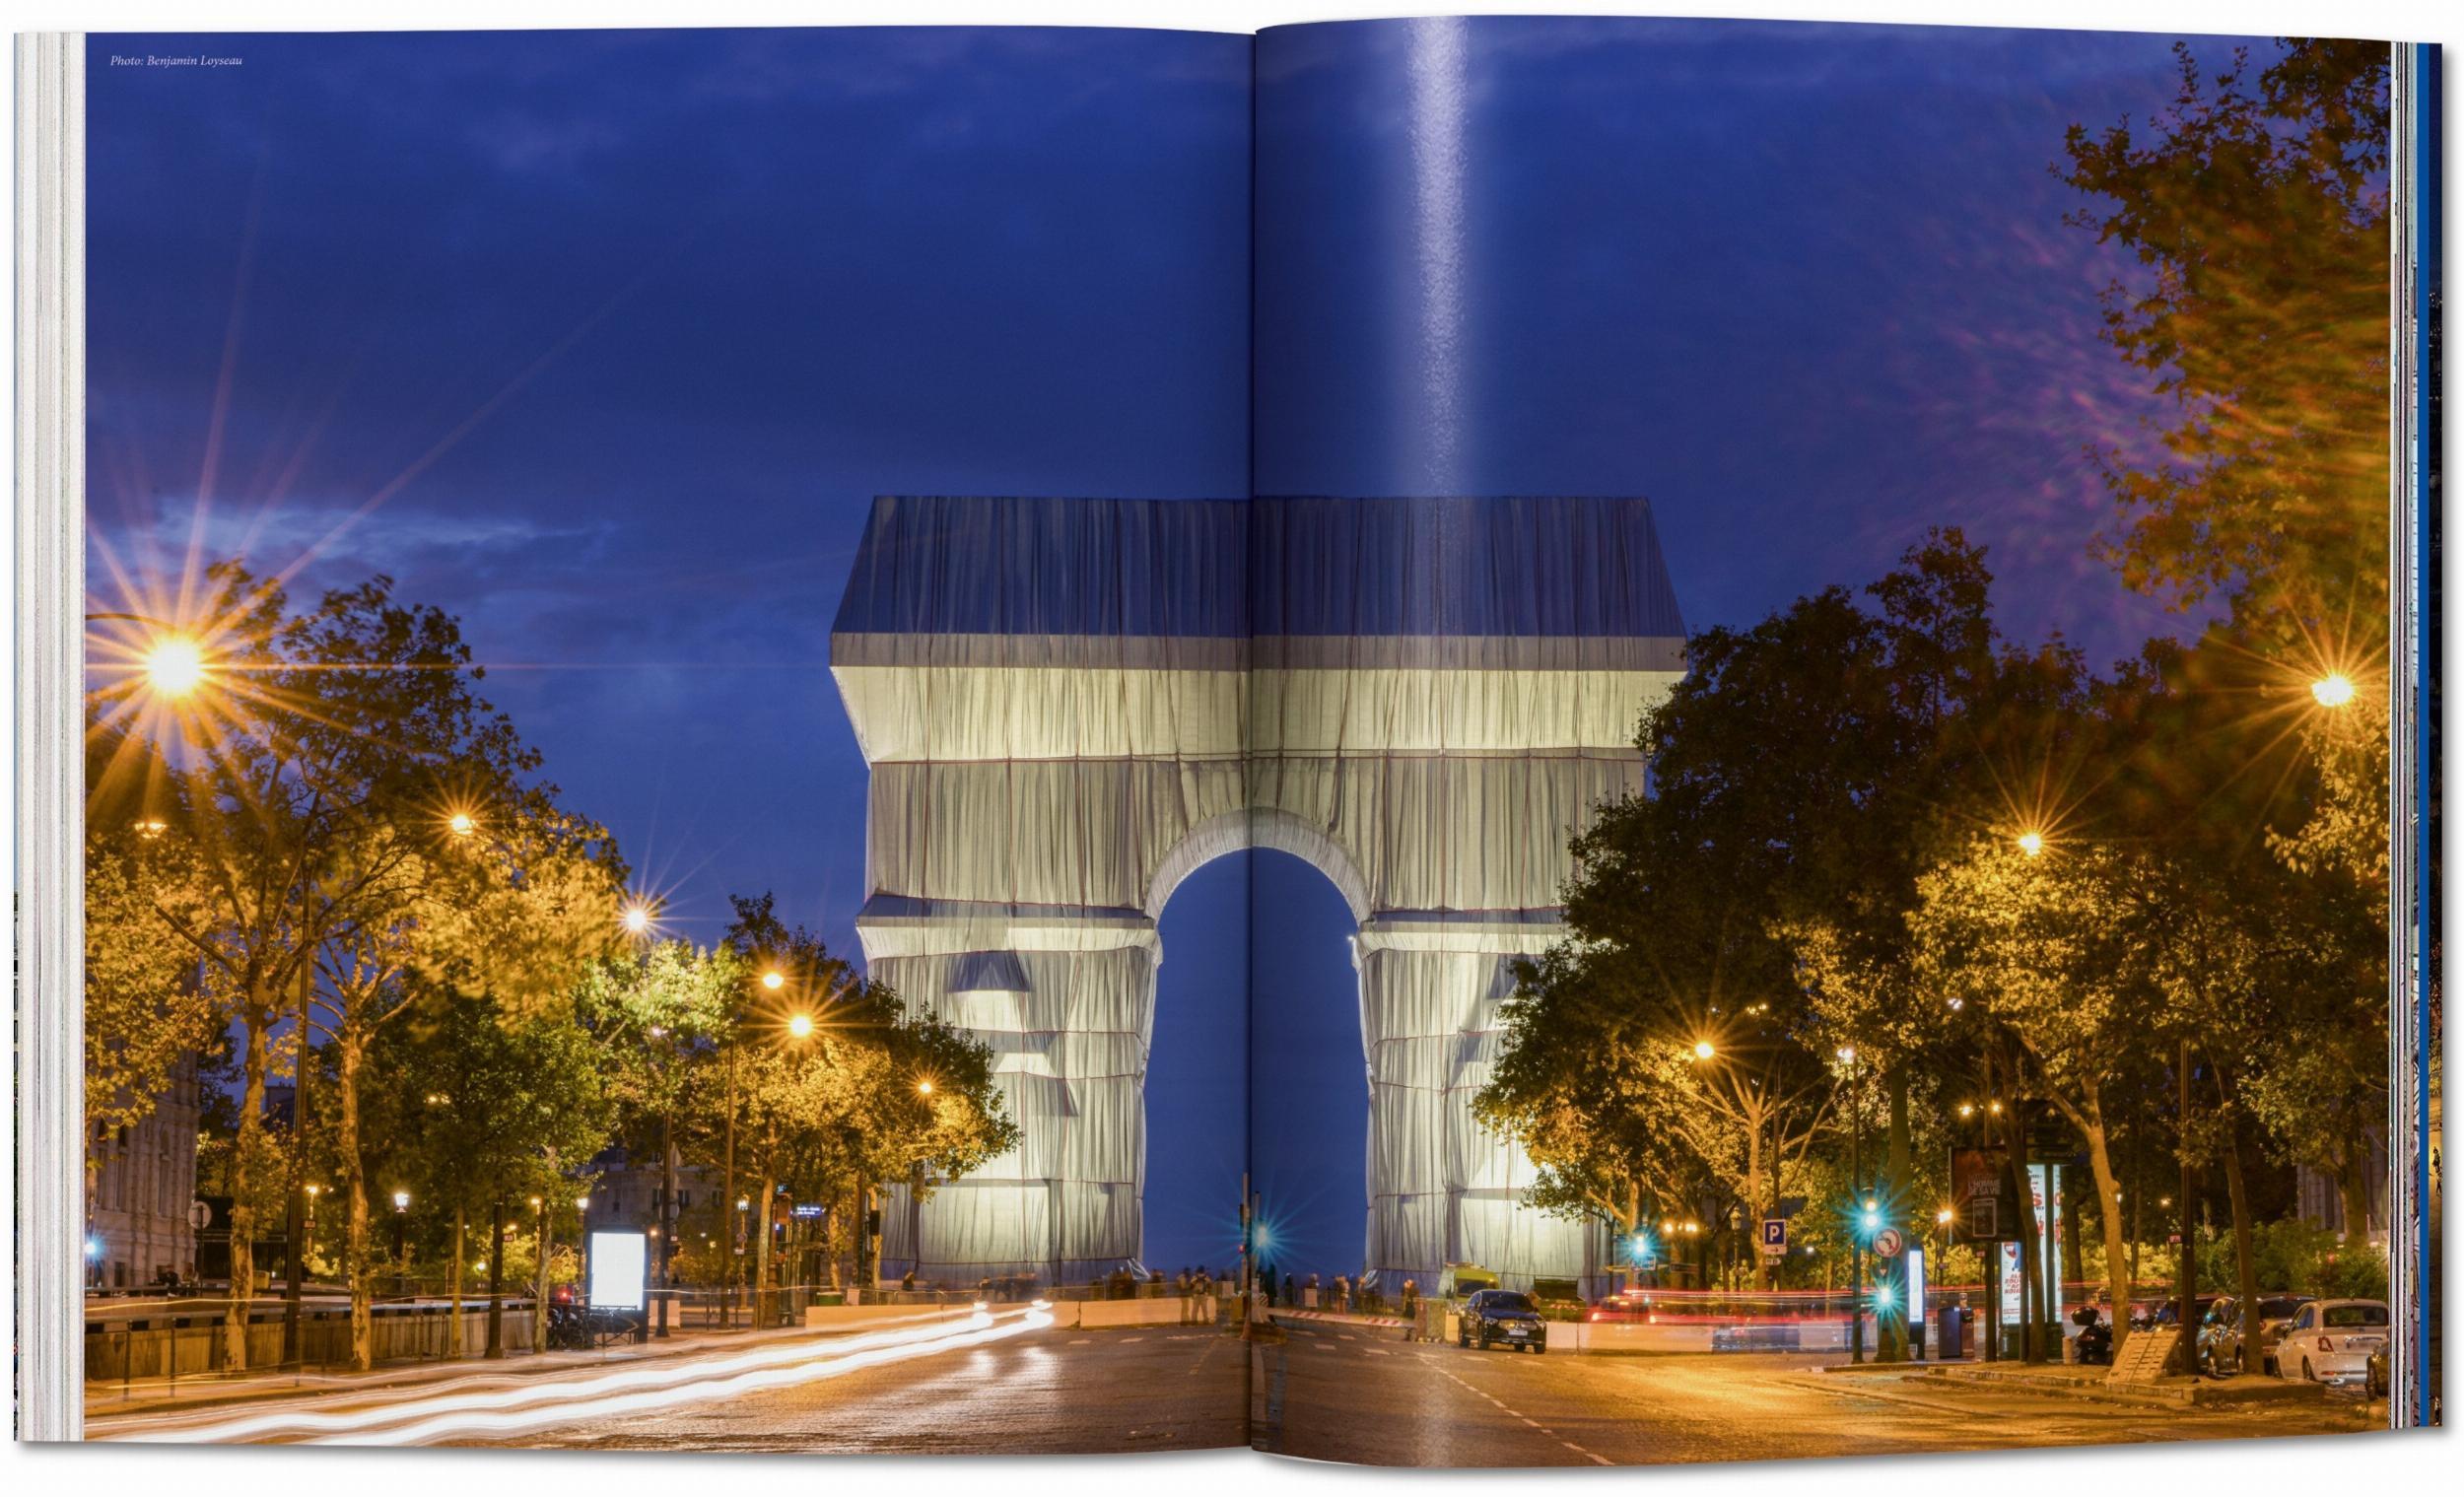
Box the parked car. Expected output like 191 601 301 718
1459 1289 1548 1354
2199 1293 2312 1377
2272 1299 2389 1387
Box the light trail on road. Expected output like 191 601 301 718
99 1308 1053 1448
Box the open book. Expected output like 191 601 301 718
14 15 2441 1462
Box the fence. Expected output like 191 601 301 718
85 1293 536 1388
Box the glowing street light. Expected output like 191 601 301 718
447 812 477 838
2311 672 2356 709
144 635 209 699
621 903 651 936
2017 831 2045 857
1691 1040 1717 1061
761 970 786 991
786 1012 814 1040
916 1079 934 1096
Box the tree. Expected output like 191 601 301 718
577 938 747 1307
2061 39 2391 646
376 997 613 1358
82 725 216 1186
719 895 1015 1295
1909 837 2158 1332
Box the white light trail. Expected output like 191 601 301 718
103 1309 1050 1447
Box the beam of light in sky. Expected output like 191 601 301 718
100 1308 1045 1446
1404 15 1470 492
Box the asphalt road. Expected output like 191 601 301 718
88 1310 2370 1462
1251 1318 2374 1466
458 1321 1247 1454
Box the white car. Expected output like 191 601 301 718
2273 1299 2389 1387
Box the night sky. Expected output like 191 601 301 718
88 20 2245 1279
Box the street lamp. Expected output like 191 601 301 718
916 1079 933 1096
762 970 786 991
621 903 651 936
787 1012 814 1040
391 1191 412 1296
447 812 477 838
1837 1044 1866 1363
1691 1040 1717 1061
142 635 210 698
2016 831 2045 858
2310 672 2356 709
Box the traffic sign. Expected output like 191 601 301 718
1759 1218 1788 1257
188 1199 211 1230
1873 1226 1905 1259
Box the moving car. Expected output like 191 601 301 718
1459 1289 1549 1353
2272 1299 2389 1387
2198 1293 2311 1376
1587 1291 1656 1323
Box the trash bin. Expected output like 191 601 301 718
1937 1305 1966 1361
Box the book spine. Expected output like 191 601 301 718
15 28 87 1444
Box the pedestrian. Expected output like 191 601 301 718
1280 1271 1294 1308
1402 1277 1419 1321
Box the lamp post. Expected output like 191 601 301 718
1839 1045 1865 1363
391 1191 412 1296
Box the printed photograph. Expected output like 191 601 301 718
71 17 2420 1461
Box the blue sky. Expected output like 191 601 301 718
88 20 2241 1277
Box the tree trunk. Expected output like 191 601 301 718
754 1174 776 1323
485 1199 507 1357
340 1036 374 1372
222 1004 272 1371
2078 1102 2130 1347
2335 1148 2377 1248
449 1205 466 1359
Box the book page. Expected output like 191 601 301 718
72 24 1256 1453
1245 14 2430 1464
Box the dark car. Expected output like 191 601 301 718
2198 1294 2312 1377
1460 1289 1548 1354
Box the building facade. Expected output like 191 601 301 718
87 1054 203 1290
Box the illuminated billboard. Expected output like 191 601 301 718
586 1229 649 1312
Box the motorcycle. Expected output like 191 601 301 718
2074 1316 2114 1366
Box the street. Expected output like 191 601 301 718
1250 1319 2375 1466
89 1310 1247 1454
90 1308 2375 1461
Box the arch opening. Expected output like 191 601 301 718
1151 846 1367 1286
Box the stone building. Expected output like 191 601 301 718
87 1054 203 1290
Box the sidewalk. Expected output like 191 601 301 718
1817 1355 2336 1410
84 1318 824 1425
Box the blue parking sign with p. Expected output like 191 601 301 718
1760 1218 1787 1254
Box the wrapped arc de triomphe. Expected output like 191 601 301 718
829 496 1685 1297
